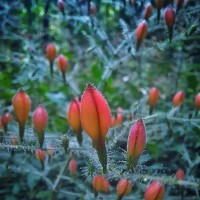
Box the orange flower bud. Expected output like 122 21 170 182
116 179 132 197
149 87 159 108
176 169 185 180
57 54 68 73
143 3 152 20
69 159 77 176
33 105 48 148
144 181 165 200
36 149 45 161
12 89 31 141
127 119 146 169
172 91 184 107
93 175 109 194
1 111 12 132
111 107 123 127
68 97 82 145
57 0 65 15
195 93 200 109
80 84 111 173
135 20 148 51
46 44 57 62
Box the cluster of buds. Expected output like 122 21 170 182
93 175 109 197
116 179 132 200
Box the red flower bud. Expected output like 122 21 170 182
195 93 200 109
116 179 132 197
93 175 109 194
80 84 111 172
68 97 82 145
172 91 184 107
57 54 68 73
127 119 146 169
111 107 123 127
33 105 48 148
12 89 31 141
145 181 165 200
176 169 185 180
69 159 77 176
36 149 45 161
46 44 57 62
135 20 148 51
149 87 159 108
57 0 65 14
90 2 96 15
174 0 183 11
1 112 12 132
164 7 175 27
155 0 164 9
143 3 152 20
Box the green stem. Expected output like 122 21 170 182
49 60 53 77
117 195 123 200
76 131 83 146
19 123 25 142
127 155 138 171
149 106 154 115
37 131 44 148
62 71 67 86
3 124 8 134
168 26 173 43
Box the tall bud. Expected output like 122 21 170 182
46 44 57 76
80 84 111 173
69 159 77 176
33 105 48 148
148 88 159 115
164 7 176 43
143 3 152 20
67 97 82 145
145 181 165 200
12 89 31 142
172 91 184 107
127 119 146 170
154 0 164 22
135 20 148 51
1 111 12 133
116 179 132 200
57 54 68 85
57 0 65 16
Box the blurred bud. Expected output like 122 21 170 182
143 3 152 20
149 87 159 108
135 20 148 51
62 134 69 153
176 169 185 180
154 0 164 22
174 0 183 12
33 105 48 148
46 44 57 62
127 119 146 169
0 118 2 129
111 107 123 127
145 181 165 200
10 134 19 146
57 0 65 15
116 179 132 197
184 0 189 7
90 2 96 15
1 112 12 132
93 175 109 195
80 84 111 173
57 54 68 73
12 89 31 141
46 144 54 163
68 97 82 145
36 149 45 161
195 93 200 109
164 7 176 27
172 91 184 107
69 159 77 176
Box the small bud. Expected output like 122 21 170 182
116 179 132 198
127 119 146 169
172 91 184 107
144 181 165 200
149 87 159 108
36 149 45 161
195 93 200 109
135 20 148 51
57 0 65 15
1 112 12 133
143 3 152 20
93 175 109 195
12 89 31 141
46 44 57 62
57 54 68 73
176 169 185 180
69 159 77 176
80 84 111 173
33 105 48 148
62 134 69 153
68 97 82 145
90 2 96 15
111 107 123 127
